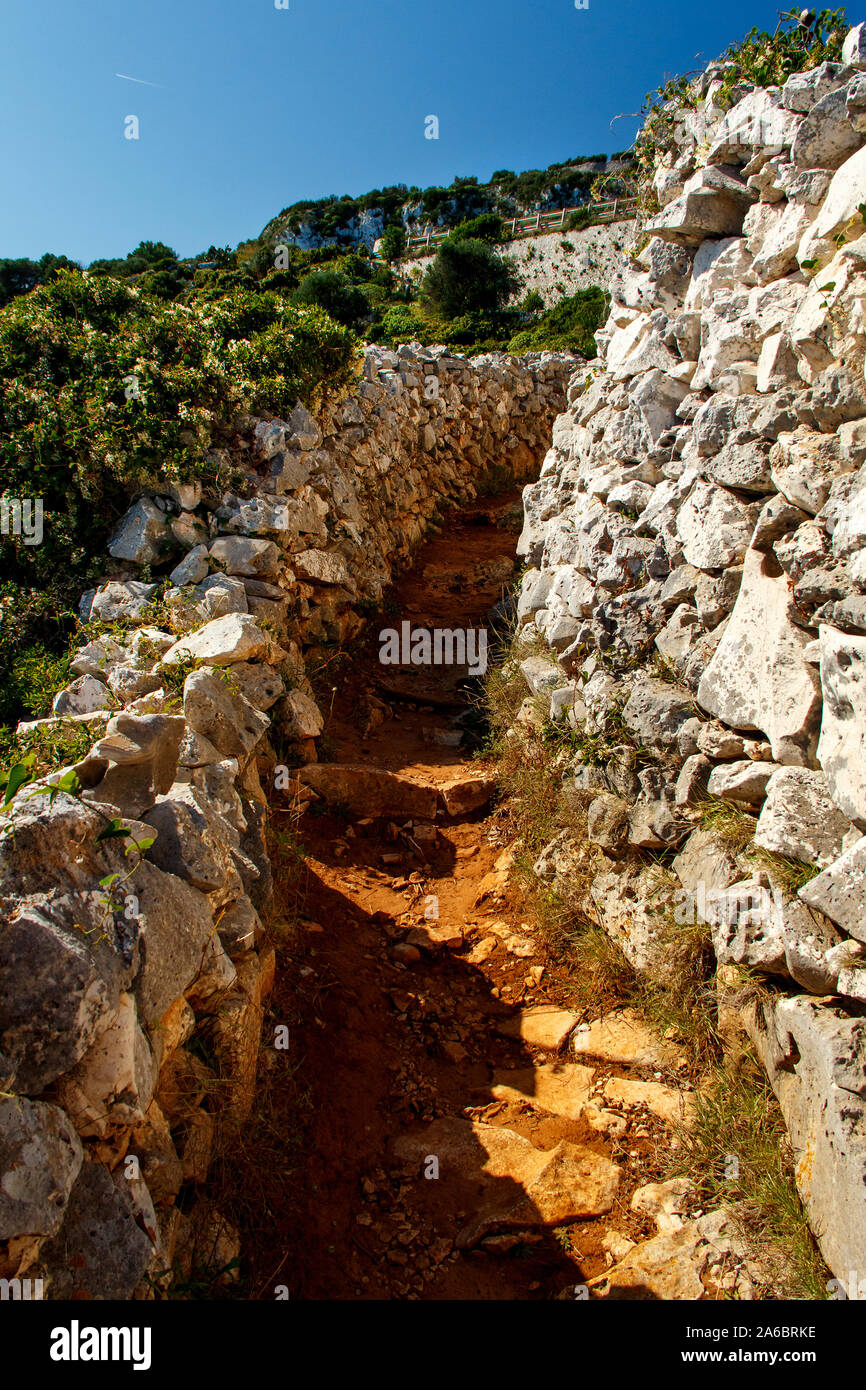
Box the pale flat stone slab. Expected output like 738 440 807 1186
603 1077 695 1126
393 1117 620 1247
571 1009 680 1069
489 1062 596 1120
498 1005 580 1050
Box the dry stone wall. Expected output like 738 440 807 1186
0 343 571 1299
514 25 866 1289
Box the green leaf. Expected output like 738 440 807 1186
95 819 129 842
3 761 34 806
125 835 155 855
818 281 836 293
99 873 121 889
800 258 818 269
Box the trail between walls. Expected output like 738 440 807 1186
234 493 700 1301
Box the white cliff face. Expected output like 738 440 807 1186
513 31 866 1288
409 222 637 308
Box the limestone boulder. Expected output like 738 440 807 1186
790 84 863 171
209 536 282 578
0 791 159 1091
183 668 270 761
82 712 186 819
816 624 866 825
745 995 866 1286
52 675 114 717
801 141 866 251
754 766 853 868
703 874 789 976
676 482 757 570
604 314 680 380
55 992 155 1138
616 678 694 753
195 574 248 620
697 545 822 764
297 765 439 820
392 1117 620 1249
590 863 688 984
108 498 175 567
647 165 755 244
293 549 354 588
782 60 846 113
162 613 284 668
0 1098 83 1240
770 428 855 515
222 662 285 712
707 760 777 808
799 836 866 941
87 580 158 624
169 544 210 587
36 1160 155 1300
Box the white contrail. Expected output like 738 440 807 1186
115 73 162 87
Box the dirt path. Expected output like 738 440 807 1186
232 494 695 1301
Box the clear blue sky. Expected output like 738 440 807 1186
0 0 816 264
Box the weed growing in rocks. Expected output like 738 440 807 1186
670 1049 831 1300
749 845 822 895
698 796 758 853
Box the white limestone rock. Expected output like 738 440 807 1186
707 760 778 807
799 836 866 941
770 428 855 515
697 545 822 765
676 481 757 570
162 613 283 668
816 624 866 825
754 766 853 867
52 675 114 717
108 498 175 567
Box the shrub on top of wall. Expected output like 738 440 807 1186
0 270 359 590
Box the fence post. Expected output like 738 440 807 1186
613 199 618 217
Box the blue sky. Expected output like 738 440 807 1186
0 0 802 263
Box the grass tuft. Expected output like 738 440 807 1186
669 1049 831 1300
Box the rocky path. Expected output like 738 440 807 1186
236 496 740 1301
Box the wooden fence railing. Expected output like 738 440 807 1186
405 197 639 255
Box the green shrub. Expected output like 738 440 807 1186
0 582 79 730
0 270 358 591
421 240 520 318
0 254 81 308
718 7 847 89
507 286 608 355
565 208 593 232
377 303 431 343
450 213 504 244
291 269 370 330
635 9 848 198
89 240 180 280
379 223 408 262
518 290 545 315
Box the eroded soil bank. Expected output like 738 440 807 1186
218 494 703 1301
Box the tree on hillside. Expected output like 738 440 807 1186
450 213 504 244
292 268 370 330
0 253 80 307
89 240 179 278
380 222 407 262
421 239 520 319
